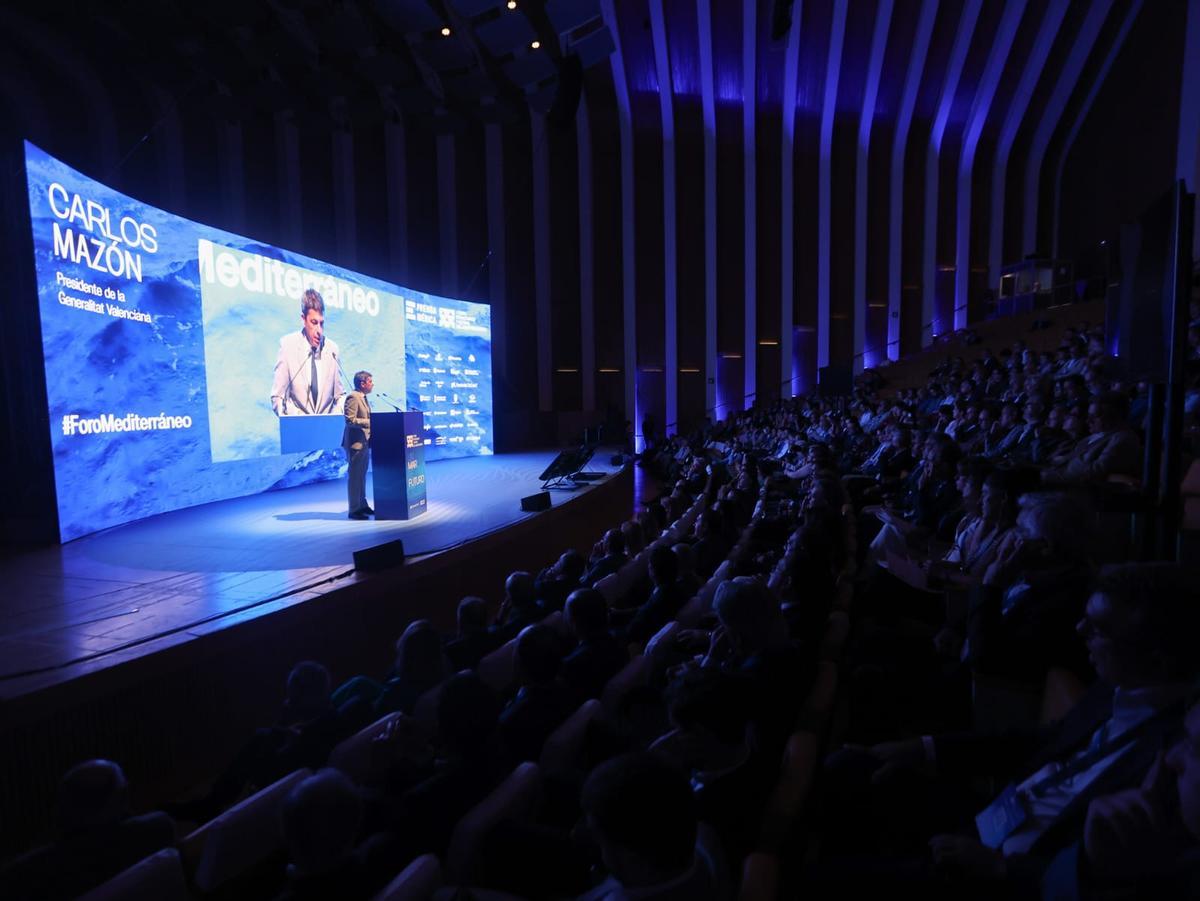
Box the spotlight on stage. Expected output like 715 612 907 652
353 538 406 572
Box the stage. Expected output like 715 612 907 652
0 448 633 849
0 449 626 703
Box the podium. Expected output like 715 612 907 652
371 411 427 520
278 413 344 454
278 410 427 520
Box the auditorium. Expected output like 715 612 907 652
2 1 1199 898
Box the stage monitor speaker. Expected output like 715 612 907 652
547 55 583 129
521 491 552 512
353 539 406 572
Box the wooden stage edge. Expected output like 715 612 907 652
0 464 634 853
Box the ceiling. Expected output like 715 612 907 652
1 1 1144 144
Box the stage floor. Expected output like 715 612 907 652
0 450 624 699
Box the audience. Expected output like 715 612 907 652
500 623 576 764
15 314 1197 900
494 570 545 640
276 769 397 901
444 595 500 671
579 753 724 900
562 587 629 703
3 760 176 900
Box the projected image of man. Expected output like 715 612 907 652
271 289 345 415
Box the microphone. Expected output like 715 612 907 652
377 392 403 412
274 338 319 415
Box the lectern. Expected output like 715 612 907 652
371 411 427 520
278 410 427 520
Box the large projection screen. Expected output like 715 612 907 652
24 141 492 542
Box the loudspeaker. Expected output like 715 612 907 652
353 539 405 572
521 491 552 512
547 55 583 129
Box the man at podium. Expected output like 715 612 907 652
343 371 373 520
270 289 345 416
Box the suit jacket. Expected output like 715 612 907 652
1044 429 1141 484
342 390 371 450
561 634 629 703
271 331 345 415
933 682 1184 858
966 563 1092 684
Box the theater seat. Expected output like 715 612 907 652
601 654 652 720
445 762 542 885
412 680 447 743
737 852 780 901
676 594 708 628
593 572 620 605
540 699 602 774
818 610 851 661
1040 667 1087 724
972 671 1041 733
643 620 680 662
477 636 518 694
541 610 566 638
78 848 188 901
328 712 405 784
757 732 819 853
184 767 311 893
796 660 838 736
372 853 441 901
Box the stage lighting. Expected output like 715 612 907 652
441 26 451 36
531 40 540 49
507 1 517 8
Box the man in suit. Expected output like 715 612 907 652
1042 392 1141 485
343 370 373 520
271 289 346 416
817 561 1200 895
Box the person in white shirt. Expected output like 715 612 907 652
270 289 346 416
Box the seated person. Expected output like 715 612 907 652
1040 696 1200 898
983 403 1022 458
385 672 510 859
373 620 450 715
500 623 577 764
581 530 629 589
578 753 725 900
2 760 176 901
964 491 1095 685
1042 392 1141 486
444 596 501 672
651 668 774 862
179 661 359 822
819 561 1200 896
494 570 546 641
928 465 1024 588
624 546 689 648
333 619 450 716
275 770 397 901
562 588 629 703
672 543 704 600
535 550 588 613
703 578 812 760
865 434 962 565
690 509 731 581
